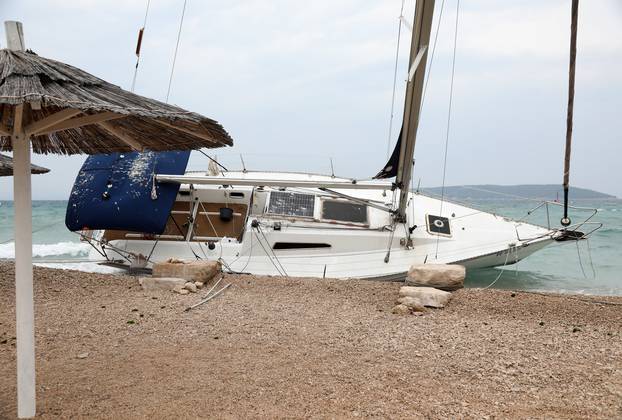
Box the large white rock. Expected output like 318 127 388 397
405 264 465 291
399 286 452 308
152 260 221 283
140 276 187 291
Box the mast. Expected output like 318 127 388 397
395 0 435 221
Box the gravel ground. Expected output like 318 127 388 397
0 261 621 419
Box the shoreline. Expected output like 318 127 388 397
1 262 621 418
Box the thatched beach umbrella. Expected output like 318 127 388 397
0 153 49 176
1 21 232 418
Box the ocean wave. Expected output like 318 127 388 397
0 241 91 259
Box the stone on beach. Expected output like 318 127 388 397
396 296 425 312
399 286 452 308
184 282 198 293
139 277 186 292
194 282 204 289
152 260 221 283
391 304 411 315
405 264 465 291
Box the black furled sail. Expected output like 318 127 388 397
373 127 402 179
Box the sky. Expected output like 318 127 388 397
1 0 621 200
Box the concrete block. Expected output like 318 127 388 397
140 276 187 291
152 260 221 283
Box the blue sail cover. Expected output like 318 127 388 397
65 151 190 234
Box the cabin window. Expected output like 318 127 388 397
321 200 367 224
267 191 315 218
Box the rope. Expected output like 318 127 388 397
575 240 587 278
130 0 152 92
435 0 460 259
481 246 512 290
166 0 189 103
386 0 406 159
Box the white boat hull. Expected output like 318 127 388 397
89 171 555 280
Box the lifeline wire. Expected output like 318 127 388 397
166 0 189 103
435 0 460 259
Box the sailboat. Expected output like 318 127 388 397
65 0 594 280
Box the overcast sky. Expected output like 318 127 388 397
1 0 621 200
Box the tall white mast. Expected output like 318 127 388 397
395 0 435 221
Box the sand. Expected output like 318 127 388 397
0 261 621 419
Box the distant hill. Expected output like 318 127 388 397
420 184 617 200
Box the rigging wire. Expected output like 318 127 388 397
166 0 189 103
419 0 445 113
130 0 152 92
386 0 406 159
197 150 229 172
435 0 460 259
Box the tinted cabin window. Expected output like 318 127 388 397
322 200 367 224
267 191 315 217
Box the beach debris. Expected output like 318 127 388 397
396 296 426 312
175 289 190 295
194 281 204 289
76 352 89 359
184 282 198 293
152 260 221 284
184 282 232 312
399 286 452 308
391 304 411 315
139 276 186 292
405 264 465 291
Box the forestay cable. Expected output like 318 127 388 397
385 0 407 159
166 0 189 103
130 0 152 92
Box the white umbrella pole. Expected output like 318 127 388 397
6 20 36 419
13 126 36 419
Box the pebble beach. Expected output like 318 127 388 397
1 262 621 418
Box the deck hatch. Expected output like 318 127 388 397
426 214 451 236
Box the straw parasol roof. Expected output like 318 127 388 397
0 152 49 176
0 49 233 154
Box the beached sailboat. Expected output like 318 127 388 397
66 0 595 280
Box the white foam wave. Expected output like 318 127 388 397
35 262 125 274
0 241 91 259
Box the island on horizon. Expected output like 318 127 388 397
421 184 617 200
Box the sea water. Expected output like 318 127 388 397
0 199 620 295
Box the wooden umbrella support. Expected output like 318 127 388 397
5 21 36 419
1 18 232 418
